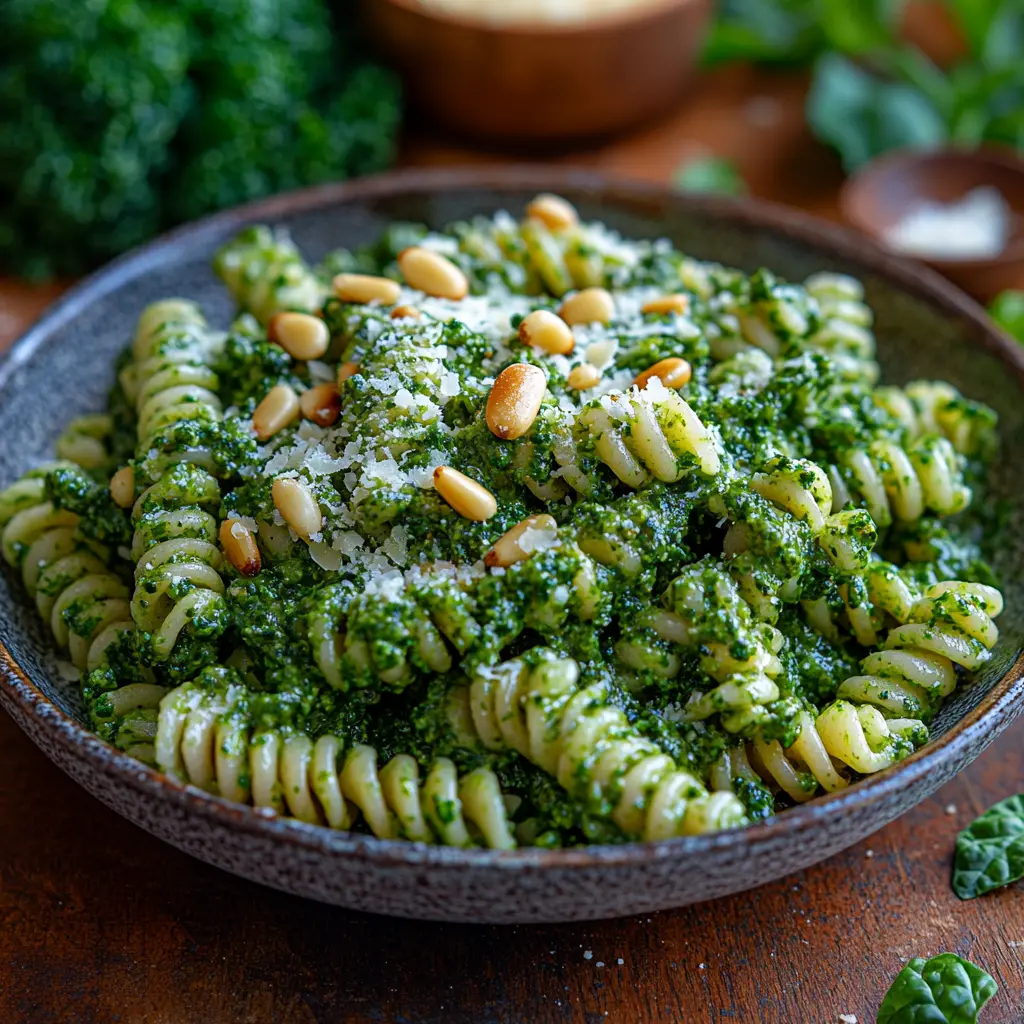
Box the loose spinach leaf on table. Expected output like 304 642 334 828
952 793 1024 899
877 954 997 1024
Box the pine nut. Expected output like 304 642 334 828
519 310 574 355
486 364 546 440
390 305 421 320
485 514 558 568
272 477 322 541
526 193 579 232
398 247 468 300
559 288 614 326
567 363 601 390
634 357 692 390
219 518 261 577
300 383 342 426
337 361 359 386
109 466 135 509
433 467 496 521
253 384 300 440
268 311 330 361
332 273 401 305
642 294 690 316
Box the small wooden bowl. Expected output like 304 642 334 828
362 0 712 144
839 147 1024 303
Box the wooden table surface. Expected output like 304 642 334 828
3 66 1024 1024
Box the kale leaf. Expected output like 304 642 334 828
952 794 1024 899
0 0 400 277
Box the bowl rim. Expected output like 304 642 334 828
3 164 1024 872
839 143 1024 269
371 0 700 35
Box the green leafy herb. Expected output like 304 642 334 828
877 954 997 1023
807 53 947 172
701 0 824 66
952 793 1024 899
990 291 1024 343
674 157 748 196
705 0 1024 171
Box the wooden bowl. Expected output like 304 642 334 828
362 0 712 143
840 147 1024 303
3 168 1024 923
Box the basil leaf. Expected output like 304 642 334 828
877 954 997 1023
807 53 947 171
816 0 901 53
952 793 1024 899
674 158 747 196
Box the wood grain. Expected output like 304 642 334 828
2 65 1022 1023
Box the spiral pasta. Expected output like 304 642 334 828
126 301 229 659
827 434 972 528
719 269 878 383
578 377 721 488
0 466 133 673
462 651 748 838
837 581 1002 717
622 560 785 733
155 678 515 848
747 455 876 573
873 380 997 459
213 225 326 324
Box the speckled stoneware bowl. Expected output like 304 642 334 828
3 169 1024 924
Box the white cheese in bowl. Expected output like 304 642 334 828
417 0 671 24
883 186 1012 261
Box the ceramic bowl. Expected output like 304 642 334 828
2 168 1023 924
362 0 712 143
839 146 1024 303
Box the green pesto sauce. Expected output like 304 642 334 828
56 207 1005 845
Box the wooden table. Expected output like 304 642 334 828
2 66 1023 1023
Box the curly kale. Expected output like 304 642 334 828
0 0 400 277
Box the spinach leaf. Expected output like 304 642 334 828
877 954 997 1023
674 157 748 196
952 793 1024 899
807 53 947 171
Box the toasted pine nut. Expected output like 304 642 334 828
634 357 692 391
253 384 300 441
519 310 574 355
268 311 330 361
559 288 614 326
433 467 497 521
300 383 343 426
109 466 135 509
398 247 468 300
485 514 558 568
642 294 690 316
332 273 401 305
526 193 579 232
390 304 421 320
219 519 261 577
567 363 601 390
337 361 359 386
486 364 547 440
272 477 322 541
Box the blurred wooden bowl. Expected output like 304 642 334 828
840 147 1024 304
363 0 712 144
